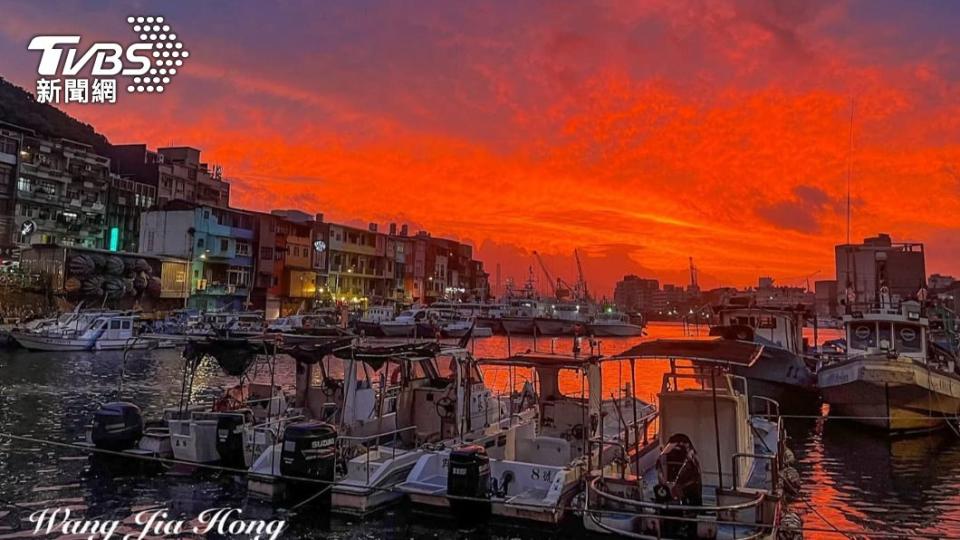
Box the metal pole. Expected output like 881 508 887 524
629 358 640 479
711 366 723 490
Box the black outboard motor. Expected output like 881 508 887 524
652 433 702 539
91 402 143 450
280 421 337 504
216 412 250 469
447 444 490 524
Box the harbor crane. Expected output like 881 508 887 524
533 250 572 299
574 249 589 301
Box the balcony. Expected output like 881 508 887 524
196 283 248 296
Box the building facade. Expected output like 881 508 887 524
139 202 255 311
614 275 660 313
0 123 22 259
110 144 231 253
13 134 111 250
835 233 926 307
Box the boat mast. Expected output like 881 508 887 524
844 98 857 312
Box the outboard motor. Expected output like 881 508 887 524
447 444 490 523
652 433 702 539
91 402 143 451
216 412 250 469
280 421 337 504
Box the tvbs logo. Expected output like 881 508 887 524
28 16 189 104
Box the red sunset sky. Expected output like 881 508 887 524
2 1 959 297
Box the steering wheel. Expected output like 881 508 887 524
321 378 344 398
435 395 456 419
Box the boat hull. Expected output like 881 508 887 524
353 321 384 337
10 331 95 351
533 318 576 336
474 316 503 334
819 358 960 432
587 323 644 337
501 317 536 335
380 322 415 337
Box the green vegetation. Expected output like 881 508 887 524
0 77 111 153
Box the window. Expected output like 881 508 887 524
271 276 279 286
849 322 876 350
878 323 892 350
236 241 250 256
228 267 250 287
121 320 131 330
110 320 122 330
197 237 204 248
220 238 229 252
758 315 777 329
260 247 273 260
894 324 922 353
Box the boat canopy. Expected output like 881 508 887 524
613 337 763 367
183 337 276 376
477 352 599 369
285 340 444 369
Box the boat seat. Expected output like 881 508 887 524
516 436 570 466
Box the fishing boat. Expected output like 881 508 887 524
589 310 645 337
267 311 352 343
708 300 819 411
818 298 960 432
380 308 428 337
533 302 591 336
187 311 266 338
398 351 657 525
583 338 789 539
246 339 515 515
353 305 394 337
10 312 174 351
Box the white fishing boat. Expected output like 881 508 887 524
398 351 656 525
818 298 960 432
379 308 427 337
329 347 518 515
583 338 789 540
708 300 819 411
168 383 287 464
589 310 645 337
10 312 174 351
355 305 394 336
186 311 266 338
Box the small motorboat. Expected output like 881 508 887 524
588 310 644 337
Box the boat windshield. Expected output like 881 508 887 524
434 354 483 383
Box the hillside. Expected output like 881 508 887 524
0 77 111 154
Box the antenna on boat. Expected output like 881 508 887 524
845 97 855 246
844 98 857 311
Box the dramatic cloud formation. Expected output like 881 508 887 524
2 0 959 295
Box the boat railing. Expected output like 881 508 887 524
749 395 781 419
586 475 771 539
732 452 778 493
336 425 419 484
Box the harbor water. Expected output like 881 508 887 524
0 322 958 538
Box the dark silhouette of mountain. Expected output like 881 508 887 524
0 77 111 153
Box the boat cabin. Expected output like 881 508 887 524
290 342 498 444
615 338 770 490
712 302 807 355
479 353 655 466
844 300 927 363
